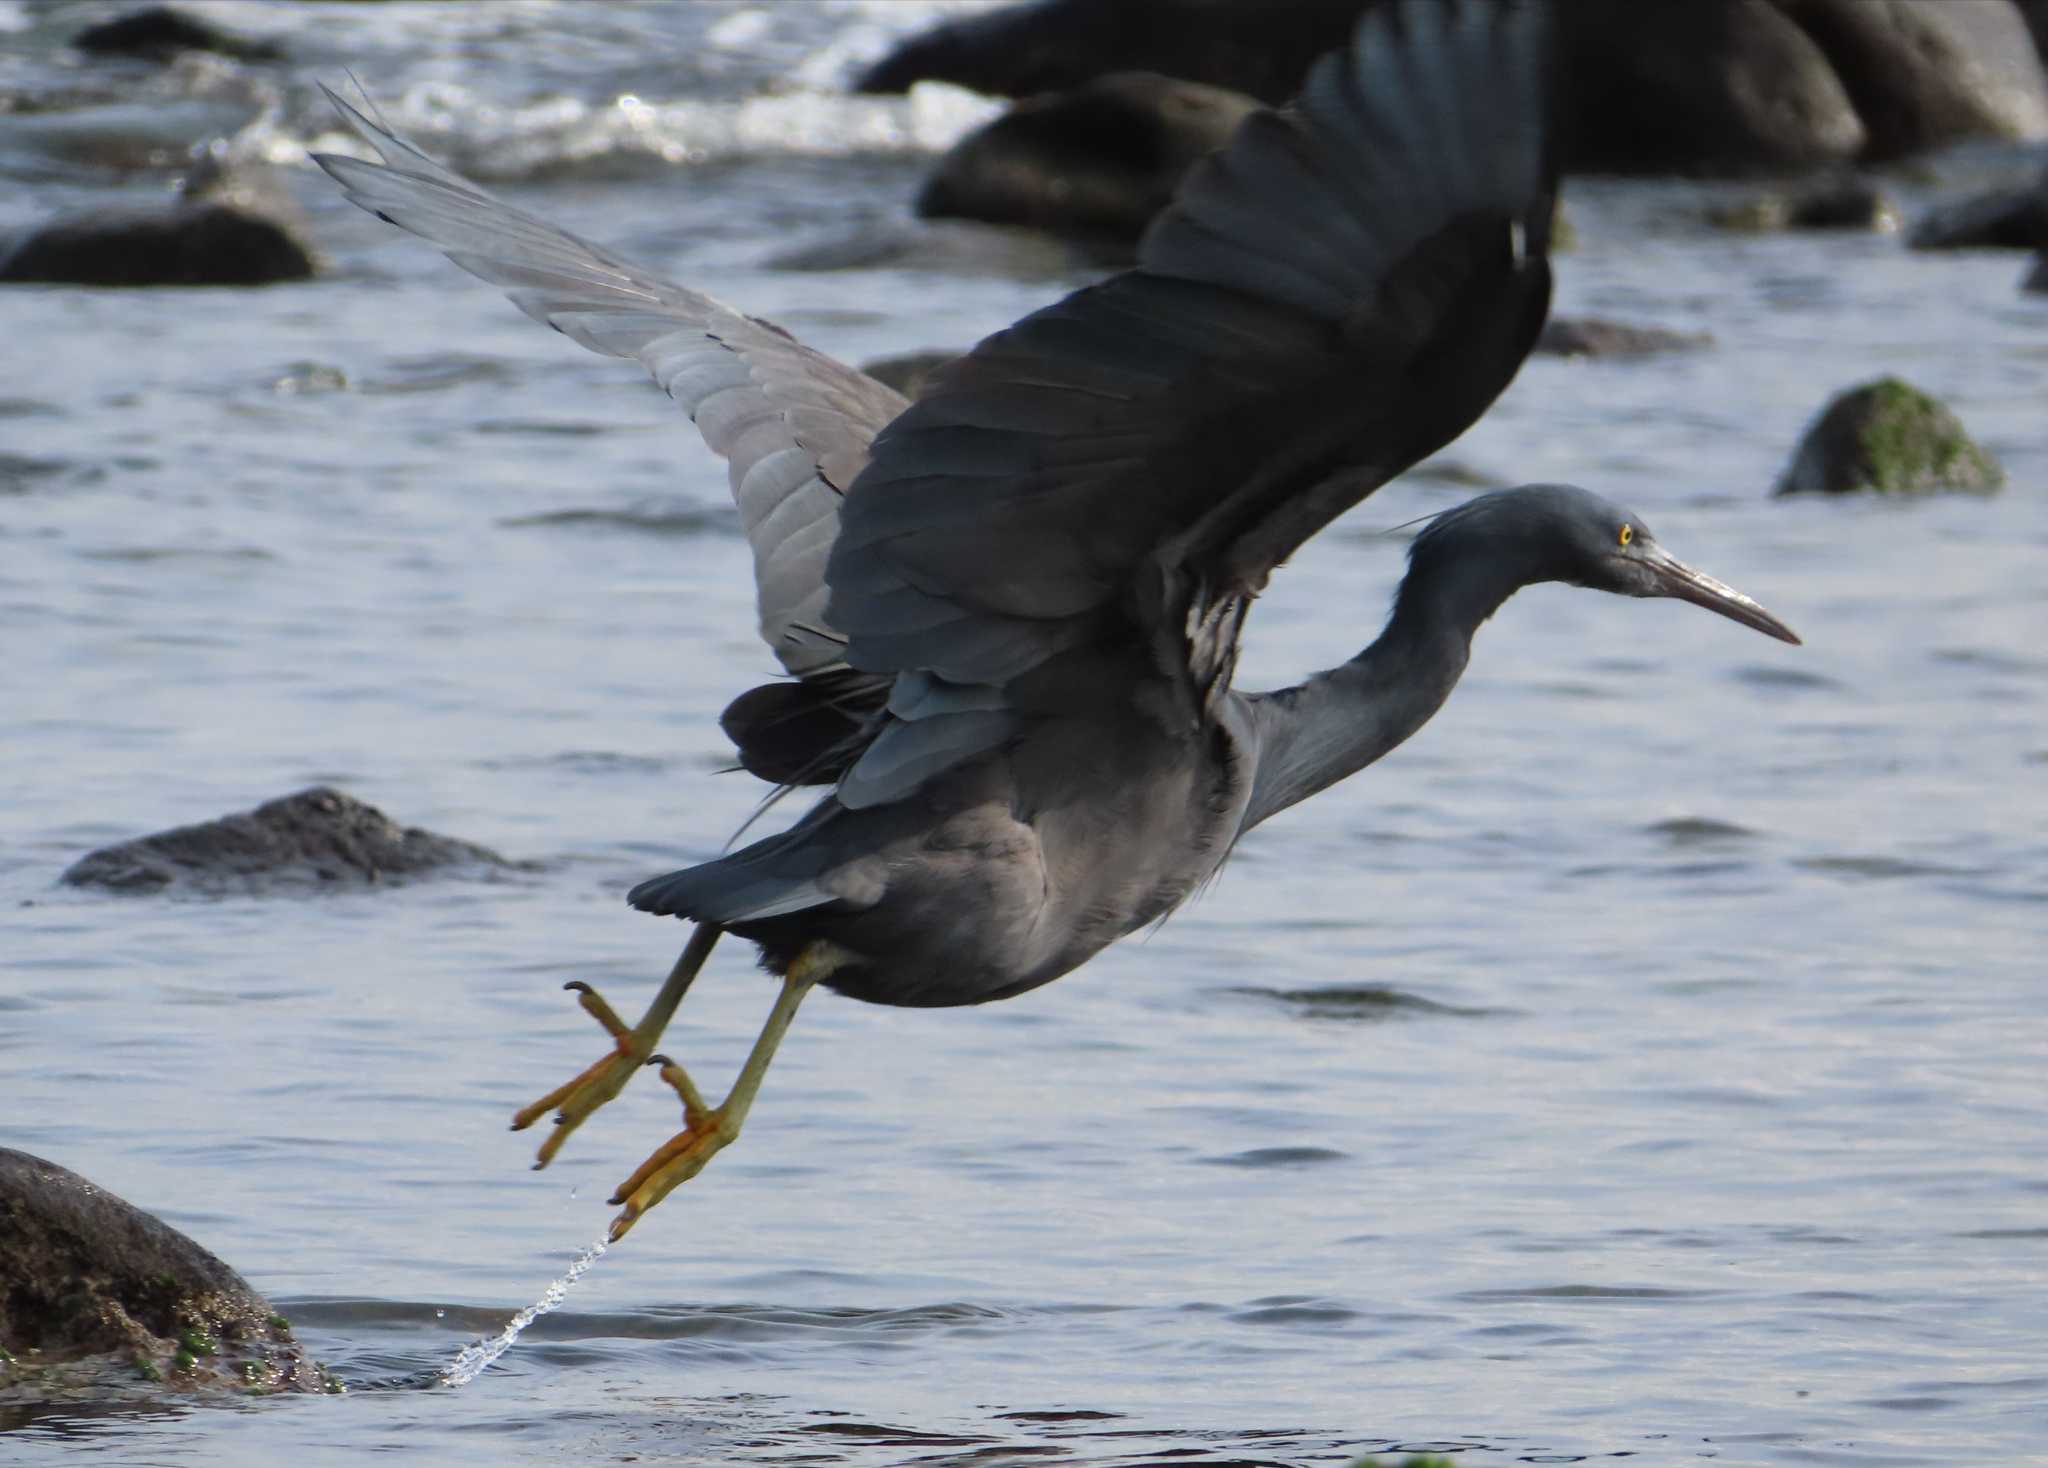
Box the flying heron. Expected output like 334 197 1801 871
316 0 1798 1242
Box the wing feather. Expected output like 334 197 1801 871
822 0 1557 807
314 86 906 682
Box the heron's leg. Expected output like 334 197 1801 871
603 943 838 1241
511 922 722 1169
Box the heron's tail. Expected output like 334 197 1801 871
627 836 838 927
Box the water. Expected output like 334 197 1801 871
4 2 2046 1464
435 1235 609 1389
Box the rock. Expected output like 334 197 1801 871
860 0 2048 174
860 350 958 400
1706 177 1901 232
2024 0 2048 60
0 1149 332 1402
1536 316 1714 358
911 74 1575 250
1908 179 2048 250
71 6 281 63
1558 0 1867 174
0 149 318 288
1775 377 2003 495
0 201 315 286
1770 0 2048 162
2026 251 2048 289
916 72 1257 243
61 786 517 894
856 0 1358 106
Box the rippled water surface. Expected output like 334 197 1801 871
5 3 2046 1465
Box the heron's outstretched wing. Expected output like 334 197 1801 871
313 88 906 684
826 0 1556 808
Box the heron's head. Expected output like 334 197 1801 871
1409 484 1800 644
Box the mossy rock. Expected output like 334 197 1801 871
1708 178 1900 234
1775 377 2003 496
0 1149 330 1404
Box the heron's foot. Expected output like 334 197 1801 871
602 965 819 1242
510 981 650 1170
605 1056 736 1241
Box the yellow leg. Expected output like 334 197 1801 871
511 923 721 1169
604 943 837 1242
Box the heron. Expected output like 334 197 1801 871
316 0 1798 1243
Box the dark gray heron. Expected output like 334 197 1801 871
317 0 1797 1242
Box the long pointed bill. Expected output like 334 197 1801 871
1639 546 1801 645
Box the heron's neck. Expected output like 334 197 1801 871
1239 536 1540 831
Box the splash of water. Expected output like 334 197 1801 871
435 1234 609 1388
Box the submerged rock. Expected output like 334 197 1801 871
1775 377 2003 496
0 1149 331 1404
72 6 281 63
61 786 516 894
0 150 317 288
0 201 315 287
2026 251 2048 289
917 72 1257 243
1908 180 2048 251
1536 316 1714 358
856 0 1354 106
1706 177 1901 232
860 0 2048 175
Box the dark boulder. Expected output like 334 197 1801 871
2024 0 2048 59
1536 316 1713 358
1770 0 2048 162
0 201 315 287
72 6 281 63
1909 175 2048 250
2026 252 2048 289
916 71 1257 242
1775 377 2003 496
0 1149 331 1403
0 150 317 288
1555 0 1865 174
857 0 1358 106
861 0 2048 175
61 786 517 894
1705 176 1901 232
914 74 1573 250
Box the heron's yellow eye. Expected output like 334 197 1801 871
1618 524 1634 547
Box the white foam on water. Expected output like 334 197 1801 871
434 1234 610 1389
286 79 1002 177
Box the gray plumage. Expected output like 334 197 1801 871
316 0 1796 1014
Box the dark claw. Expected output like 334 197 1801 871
646 1053 672 1069
564 981 593 994
606 1188 627 1205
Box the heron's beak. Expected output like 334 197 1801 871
1638 546 1801 645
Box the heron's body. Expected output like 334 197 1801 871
696 690 1248 1007
315 0 1798 1239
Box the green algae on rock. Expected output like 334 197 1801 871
0 1149 330 1407
1775 377 2003 496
